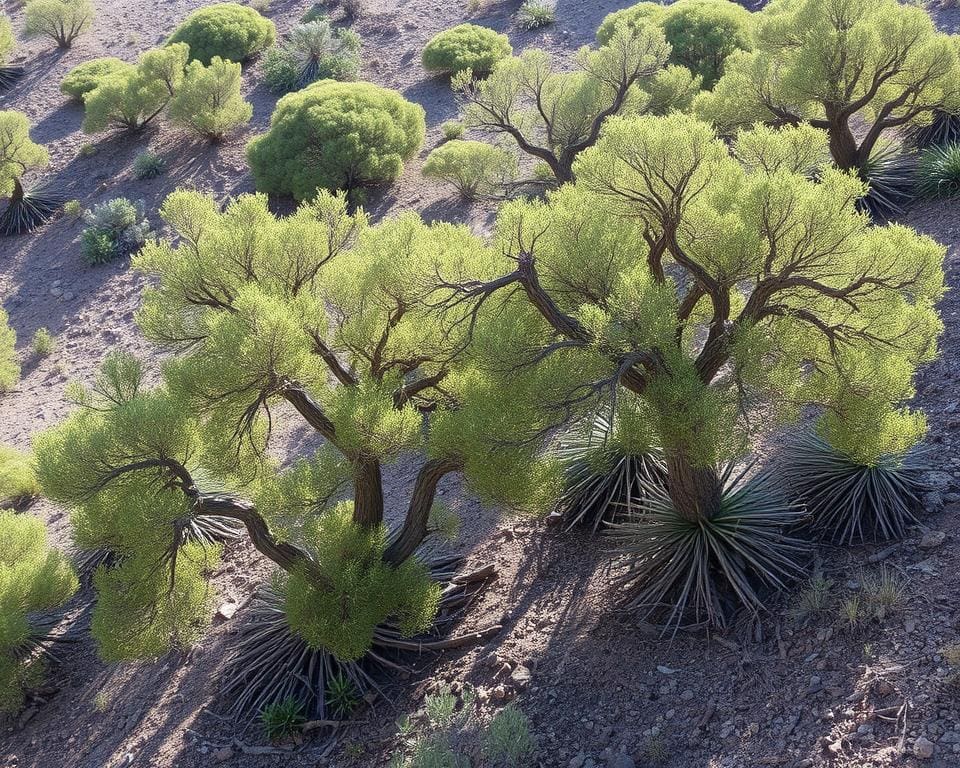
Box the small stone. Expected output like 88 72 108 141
217 602 238 620
609 755 636 768
49 287 63 297
213 746 233 762
568 754 586 768
920 530 947 550
914 736 935 759
510 664 532 689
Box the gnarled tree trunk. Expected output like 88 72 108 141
664 449 723 523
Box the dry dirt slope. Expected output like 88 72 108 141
3 1 960 767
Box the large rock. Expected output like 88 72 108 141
914 735 935 759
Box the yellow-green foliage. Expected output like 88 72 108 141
34 190 517 663
24 0 94 48
82 44 190 134
61 57 135 101
422 23 512 76
422 139 517 199
0 446 39 505
597 0 754 89
0 307 19 392
0 112 49 199
0 511 78 712
167 2 276 65
455 23 697 183
281 504 439 661
440 114 945 474
169 57 252 140
0 15 15 64
247 81 426 199
696 0 960 170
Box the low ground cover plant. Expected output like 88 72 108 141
79 198 151 265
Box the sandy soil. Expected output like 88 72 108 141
3 1 960 767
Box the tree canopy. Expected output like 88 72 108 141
696 0 960 171
0 111 49 199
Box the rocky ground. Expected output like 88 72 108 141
3 1 960 767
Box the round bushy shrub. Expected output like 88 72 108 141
247 80 426 200
598 0 753 89
422 139 516 199
167 3 276 65
918 143 960 199
422 23 512 76
25 0 94 49
61 57 135 101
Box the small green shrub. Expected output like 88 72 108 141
167 3 276 65
61 58 135 101
422 24 512 77
82 45 190 134
80 198 151 265
25 0 94 49
918 143 960 199
247 80 426 200
0 445 40 506
441 120 464 141
0 15 13 65
63 199 83 218
133 151 165 180
0 510 78 713
422 139 516 199
262 20 361 94
325 671 359 718
483 705 536 766
79 143 98 157
31 328 55 357
516 1 555 31
249 0 271 12
0 307 18 392
169 57 252 140
300 3 327 23
260 697 305 739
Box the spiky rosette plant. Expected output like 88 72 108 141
908 109 960 150
855 145 918 221
0 510 79 713
782 433 930 545
696 0 960 219
435 114 945 629
222 556 493 720
262 19 361 94
551 407 665 533
917 142 960 199
34 190 526 712
0 111 60 236
608 467 807 630
0 15 23 91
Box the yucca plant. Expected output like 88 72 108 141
262 19 360 94
0 15 23 91
260 696 305 740
552 410 665 533
608 467 809 632
0 111 60 236
917 142 960 199
855 145 918 221
781 432 929 544
220 555 492 721
908 109 960 149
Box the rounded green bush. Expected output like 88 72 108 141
61 57 135 101
167 2 276 65
246 80 426 200
598 0 752 89
422 23 512 76
423 139 516 199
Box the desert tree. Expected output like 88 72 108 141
435 114 945 628
34 191 523 718
696 0 960 216
0 510 78 713
82 44 189 134
0 110 58 236
24 0 94 49
169 57 253 141
455 23 697 185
